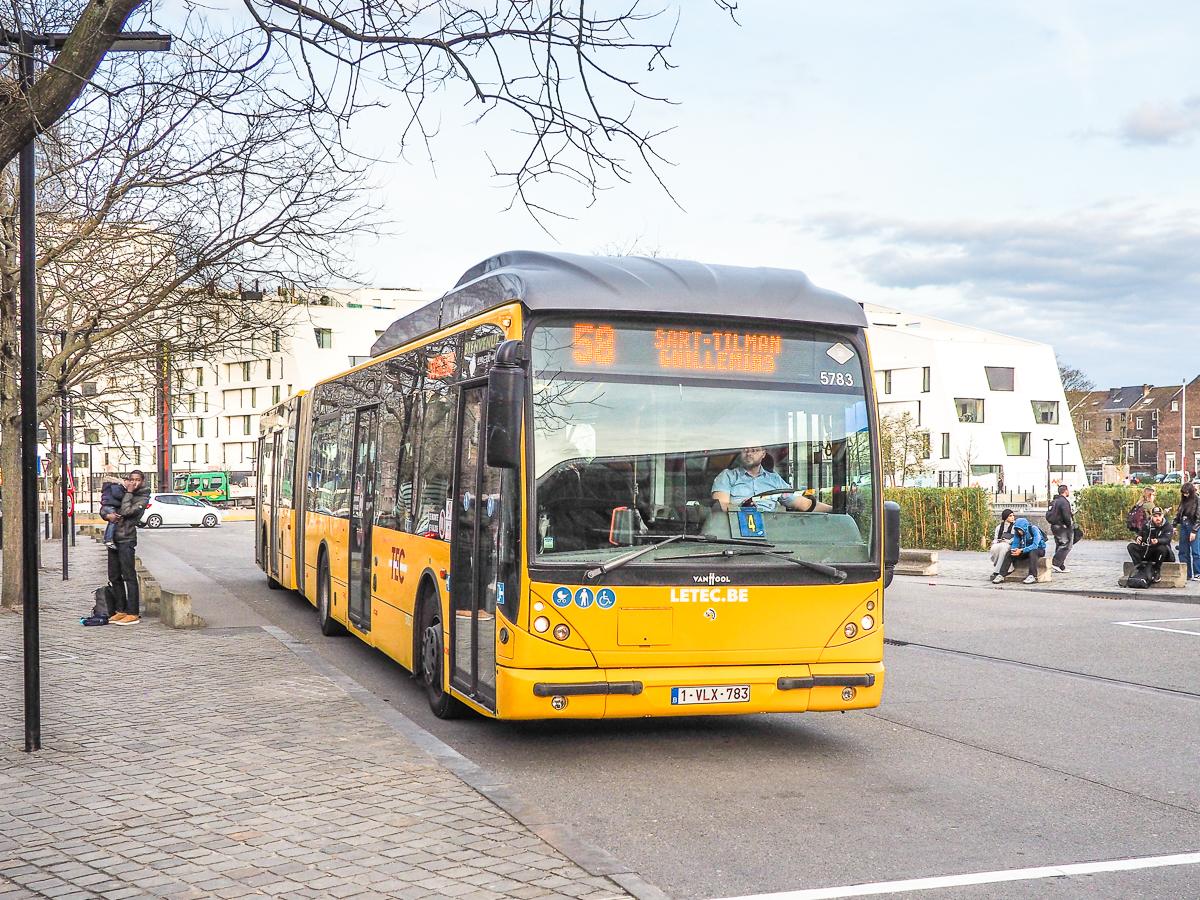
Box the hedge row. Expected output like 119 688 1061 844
1075 485 1182 541
883 487 991 551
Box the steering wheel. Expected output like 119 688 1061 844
741 488 813 511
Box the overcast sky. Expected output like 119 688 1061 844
336 1 1200 390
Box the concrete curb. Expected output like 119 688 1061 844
261 624 671 900
929 576 1200 605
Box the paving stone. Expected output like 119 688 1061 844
0 542 630 900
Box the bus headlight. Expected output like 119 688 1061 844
861 615 874 631
844 622 858 639
842 687 856 701
533 616 550 633
552 623 570 641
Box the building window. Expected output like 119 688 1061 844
272 330 281 352
241 361 251 381
970 464 1001 477
1136 417 1144 430
1002 432 1031 456
985 366 1015 391
1153 410 1159 421
265 359 272 380
174 421 184 437
197 419 205 438
919 432 931 459
883 370 892 395
1031 400 1059 425
1105 417 1113 432
272 385 281 406
1172 400 1180 412
922 367 930 393
242 415 251 435
187 393 196 413
250 387 257 408
1083 420 1092 432
134 399 141 416
315 328 332 349
1192 426 1200 440
196 367 204 386
941 432 950 459
955 398 984 423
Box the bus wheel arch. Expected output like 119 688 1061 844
315 544 345 636
414 577 464 719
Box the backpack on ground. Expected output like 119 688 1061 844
92 584 116 618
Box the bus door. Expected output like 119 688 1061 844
348 405 380 631
449 383 501 710
269 431 283 579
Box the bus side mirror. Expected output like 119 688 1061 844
486 340 525 469
883 500 901 588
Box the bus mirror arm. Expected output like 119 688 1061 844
486 340 526 470
883 500 901 588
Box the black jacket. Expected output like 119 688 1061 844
1175 496 1200 528
1136 518 1174 546
1047 495 1073 530
112 485 150 543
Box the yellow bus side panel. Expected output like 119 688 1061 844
368 526 452 673
304 512 350 624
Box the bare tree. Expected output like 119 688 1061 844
2 2 739 220
879 412 929 488
0 25 369 608
1057 355 1094 395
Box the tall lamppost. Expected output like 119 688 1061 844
3 26 171 753
1043 437 1054 502
1182 377 1188 477
1056 442 1069 489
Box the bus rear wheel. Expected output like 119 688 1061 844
418 593 464 719
316 556 345 637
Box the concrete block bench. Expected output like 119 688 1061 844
1119 561 1188 589
1002 555 1052 584
896 549 939 576
159 589 205 629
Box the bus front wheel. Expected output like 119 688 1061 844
418 594 464 720
316 556 345 637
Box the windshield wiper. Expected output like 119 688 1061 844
584 534 776 581
661 547 847 583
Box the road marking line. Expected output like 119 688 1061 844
717 850 1200 900
1115 617 1200 637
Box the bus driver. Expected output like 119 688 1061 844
711 446 832 513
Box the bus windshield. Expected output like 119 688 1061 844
530 319 875 569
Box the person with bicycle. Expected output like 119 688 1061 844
711 446 831 512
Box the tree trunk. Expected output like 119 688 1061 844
0 395 23 610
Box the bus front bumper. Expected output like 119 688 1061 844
495 662 885 719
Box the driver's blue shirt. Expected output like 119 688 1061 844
712 467 793 512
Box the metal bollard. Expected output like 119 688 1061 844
43 511 49 539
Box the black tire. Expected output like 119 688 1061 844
266 575 283 590
202 514 218 528
417 591 465 719
316 554 345 636
145 514 162 529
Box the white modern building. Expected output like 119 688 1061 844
866 304 1085 496
72 286 435 504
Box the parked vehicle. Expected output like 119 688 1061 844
143 493 224 528
173 470 256 508
1155 472 1185 484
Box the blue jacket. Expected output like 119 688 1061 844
1009 517 1046 554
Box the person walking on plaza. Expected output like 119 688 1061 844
988 508 1017 579
992 516 1046 584
1127 506 1175 588
1175 482 1200 581
1046 484 1075 573
105 470 150 625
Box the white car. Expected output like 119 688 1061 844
142 493 224 529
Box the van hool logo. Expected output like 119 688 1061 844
693 572 731 585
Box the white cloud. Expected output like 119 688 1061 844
1119 96 1200 145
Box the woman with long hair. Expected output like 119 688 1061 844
1175 482 1200 580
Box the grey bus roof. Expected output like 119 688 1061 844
370 250 866 357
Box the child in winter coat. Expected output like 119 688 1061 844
99 480 126 550
992 516 1047 584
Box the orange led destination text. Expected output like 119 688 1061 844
654 329 782 374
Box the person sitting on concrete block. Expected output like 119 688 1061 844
1127 506 1175 588
992 516 1046 585
988 509 1017 579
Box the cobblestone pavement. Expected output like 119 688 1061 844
0 540 631 900
910 538 1200 601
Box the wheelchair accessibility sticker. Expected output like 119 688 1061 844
596 588 617 609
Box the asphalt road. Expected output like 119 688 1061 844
135 522 1200 899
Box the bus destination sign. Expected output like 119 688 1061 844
572 322 784 375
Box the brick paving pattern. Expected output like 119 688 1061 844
0 541 629 899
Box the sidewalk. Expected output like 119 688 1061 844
910 539 1200 603
0 540 633 900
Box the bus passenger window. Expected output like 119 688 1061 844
414 387 455 539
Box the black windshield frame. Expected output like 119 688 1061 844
521 312 882 587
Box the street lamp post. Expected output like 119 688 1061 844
1182 377 1188 477
1056 442 1069 489
1043 438 1053 502
3 26 171 754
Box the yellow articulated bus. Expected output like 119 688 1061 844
256 251 900 720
